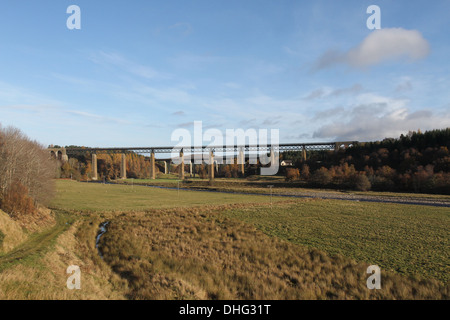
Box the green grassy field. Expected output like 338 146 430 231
50 180 284 212
119 177 450 201
222 201 450 283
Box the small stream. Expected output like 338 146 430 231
95 221 110 259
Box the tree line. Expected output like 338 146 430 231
282 128 450 194
0 125 54 218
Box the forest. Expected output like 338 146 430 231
283 128 450 194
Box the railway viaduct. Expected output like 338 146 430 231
48 141 357 181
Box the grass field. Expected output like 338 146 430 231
50 180 284 212
119 177 450 201
222 201 450 283
1 179 448 299
99 206 448 299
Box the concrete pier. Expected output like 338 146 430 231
150 151 156 179
120 153 127 179
179 150 185 180
209 150 214 181
92 154 98 180
239 147 245 175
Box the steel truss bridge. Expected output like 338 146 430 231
63 141 358 156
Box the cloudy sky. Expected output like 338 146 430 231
0 0 449 147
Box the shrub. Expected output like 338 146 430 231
301 164 310 180
285 168 300 181
198 165 208 179
1 181 37 218
310 167 332 186
353 174 372 191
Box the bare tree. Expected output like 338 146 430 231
0 125 55 210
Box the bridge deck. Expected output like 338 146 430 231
62 141 358 155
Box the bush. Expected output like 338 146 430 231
285 168 300 181
0 181 37 218
353 174 372 191
310 167 332 186
301 164 310 180
198 164 208 179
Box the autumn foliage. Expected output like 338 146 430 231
1 181 37 218
283 128 450 194
0 125 55 217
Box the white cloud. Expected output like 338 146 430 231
312 103 450 141
304 84 363 100
395 76 413 93
313 28 430 70
89 51 171 80
172 110 186 116
303 88 325 100
66 110 131 125
168 22 193 35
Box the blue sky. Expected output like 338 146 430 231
0 0 449 147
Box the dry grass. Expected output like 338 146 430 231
0 215 127 300
12 206 56 233
99 205 449 300
223 200 450 283
0 210 27 253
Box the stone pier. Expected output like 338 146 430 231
239 147 245 175
120 153 127 179
150 151 156 179
92 154 98 180
209 150 214 181
179 150 185 180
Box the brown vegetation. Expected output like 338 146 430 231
285 168 300 181
0 215 127 299
99 205 449 300
0 210 27 253
0 125 55 229
282 129 450 194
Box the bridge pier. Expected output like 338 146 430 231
239 147 245 175
209 150 214 181
179 150 185 180
120 153 127 179
189 161 193 177
92 154 98 180
150 151 156 179
164 161 168 174
302 145 307 161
